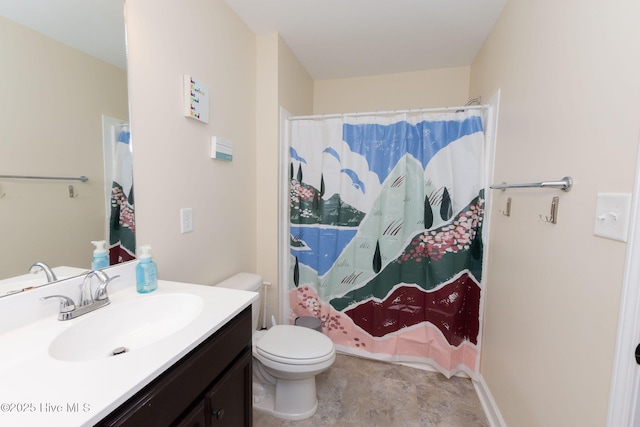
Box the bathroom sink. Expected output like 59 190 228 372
48 293 204 362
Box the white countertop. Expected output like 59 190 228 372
0 265 257 427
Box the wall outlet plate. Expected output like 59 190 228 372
593 193 632 242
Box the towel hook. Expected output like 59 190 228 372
540 196 560 224
500 197 512 217
68 185 78 198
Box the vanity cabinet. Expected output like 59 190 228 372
97 306 252 427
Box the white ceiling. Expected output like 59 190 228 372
0 1 507 79
0 0 126 69
224 0 508 80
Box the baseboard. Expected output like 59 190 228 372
473 375 507 427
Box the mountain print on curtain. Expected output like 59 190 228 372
288 111 486 378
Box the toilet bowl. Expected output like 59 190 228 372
215 273 336 420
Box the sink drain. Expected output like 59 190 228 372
112 346 128 356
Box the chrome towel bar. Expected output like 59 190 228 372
0 174 89 182
490 176 573 192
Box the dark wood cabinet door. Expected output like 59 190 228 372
206 350 252 427
175 402 206 427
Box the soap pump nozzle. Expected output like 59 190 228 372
138 245 152 259
91 240 107 255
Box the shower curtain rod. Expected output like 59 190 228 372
288 104 489 121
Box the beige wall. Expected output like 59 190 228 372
313 66 471 114
256 33 313 323
278 37 314 116
256 34 280 322
0 16 128 278
125 0 257 285
470 0 640 425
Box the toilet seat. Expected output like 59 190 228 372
255 325 334 365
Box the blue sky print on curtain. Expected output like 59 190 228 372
289 111 485 377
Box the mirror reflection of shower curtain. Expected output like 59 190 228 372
287 110 485 379
108 125 136 264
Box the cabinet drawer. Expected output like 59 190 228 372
98 306 251 427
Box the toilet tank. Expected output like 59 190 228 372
215 273 263 331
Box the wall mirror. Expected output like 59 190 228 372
0 0 133 297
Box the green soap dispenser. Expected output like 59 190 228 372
136 245 158 293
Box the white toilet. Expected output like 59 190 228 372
215 273 336 420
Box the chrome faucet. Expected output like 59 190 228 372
78 270 109 307
41 270 120 321
29 262 58 282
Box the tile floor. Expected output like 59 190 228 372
253 353 489 427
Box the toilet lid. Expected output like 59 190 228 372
256 325 334 363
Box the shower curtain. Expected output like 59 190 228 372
287 110 485 378
108 126 136 264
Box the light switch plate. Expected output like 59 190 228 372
593 193 632 242
180 208 193 234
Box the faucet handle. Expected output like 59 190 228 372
95 275 120 301
92 270 110 282
40 295 76 313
